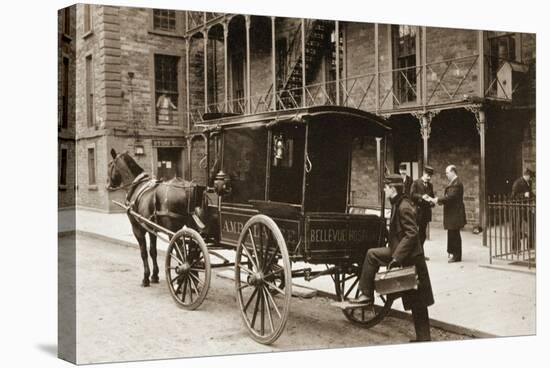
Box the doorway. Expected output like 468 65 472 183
157 148 182 180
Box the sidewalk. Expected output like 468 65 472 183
59 208 536 338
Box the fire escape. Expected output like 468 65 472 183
275 20 330 109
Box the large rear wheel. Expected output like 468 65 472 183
235 215 292 345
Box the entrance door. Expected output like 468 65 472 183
157 148 182 181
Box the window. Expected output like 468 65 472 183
62 57 69 129
86 55 94 127
154 54 179 125
84 4 92 33
60 148 68 186
392 25 418 104
63 7 71 35
88 148 96 185
153 9 176 32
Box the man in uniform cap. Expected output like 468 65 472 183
410 165 435 260
352 174 434 342
399 163 413 196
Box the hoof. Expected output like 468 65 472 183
151 277 160 284
141 280 150 287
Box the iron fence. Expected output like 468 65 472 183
488 195 536 268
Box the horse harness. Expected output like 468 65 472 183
126 174 201 227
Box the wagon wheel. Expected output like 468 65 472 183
335 266 394 328
235 215 292 345
165 227 211 310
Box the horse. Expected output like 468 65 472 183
107 149 205 287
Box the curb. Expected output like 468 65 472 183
66 230 499 339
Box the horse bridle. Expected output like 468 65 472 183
107 154 148 192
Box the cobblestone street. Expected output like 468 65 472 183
64 234 471 364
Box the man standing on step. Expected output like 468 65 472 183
410 165 435 261
352 174 434 342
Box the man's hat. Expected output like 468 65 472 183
423 165 434 175
524 168 535 177
384 174 404 186
399 163 407 171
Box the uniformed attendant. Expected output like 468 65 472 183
410 165 435 260
352 174 434 342
399 163 413 196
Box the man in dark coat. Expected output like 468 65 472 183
511 168 535 250
434 165 466 263
353 174 435 342
399 163 413 196
410 165 435 260
511 168 534 199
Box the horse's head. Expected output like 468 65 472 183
107 149 144 190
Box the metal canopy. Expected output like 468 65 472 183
195 106 392 137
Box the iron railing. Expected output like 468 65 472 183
184 54 533 125
487 195 536 269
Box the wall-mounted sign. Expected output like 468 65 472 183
152 139 186 148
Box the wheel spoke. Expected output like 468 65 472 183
263 267 283 280
188 272 204 289
243 287 259 313
239 266 255 275
248 228 261 270
250 287 262 329
189 267 206 273
182 278 188 302
263 285 282 319
344 277 360 299
260 288 265 336
240 243 259 271
238 282 252 291
187 276 197 302
170 274 181 284
173 240 187 263
262 288 276 332
170 253 183 266
264 281 286 296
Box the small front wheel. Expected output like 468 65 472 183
165 227 211 310
335 266 394 328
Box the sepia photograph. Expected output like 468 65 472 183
54 0 539 365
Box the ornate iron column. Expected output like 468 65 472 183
413 110 439 169
203 30 208 114
245 15 251 114
335 20 340 105
301 18 306 108
467 104 487 246
223 22 228 111
271 17 277 110
185 38 190 133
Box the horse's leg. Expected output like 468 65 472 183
149 232 159 283
133 224 151 287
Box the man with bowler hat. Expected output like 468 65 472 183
410 165 435 260
511 168 535 250
352 174 434 342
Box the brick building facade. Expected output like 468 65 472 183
59 5 536 232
